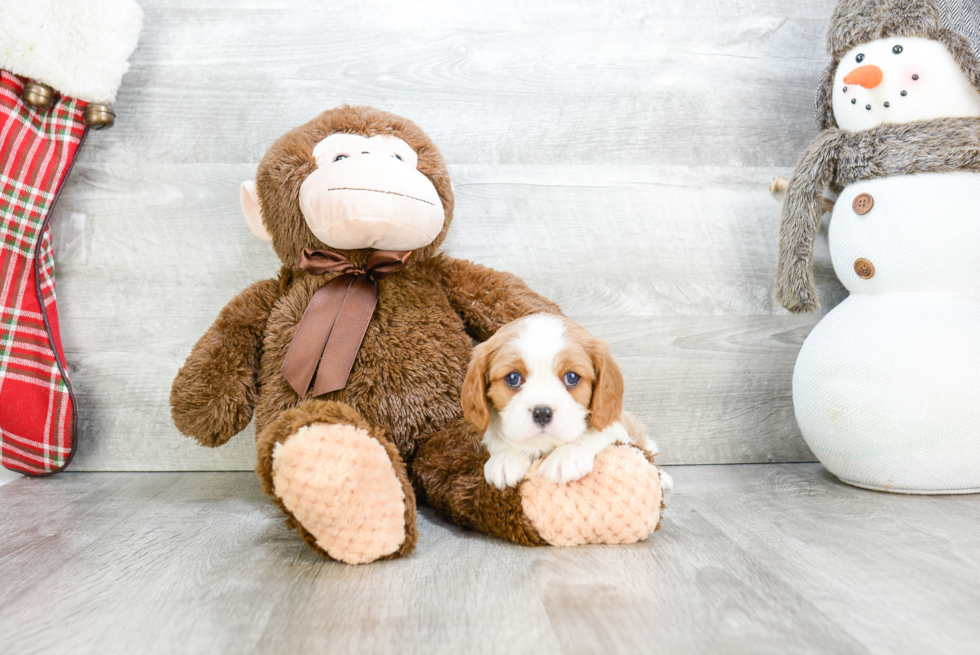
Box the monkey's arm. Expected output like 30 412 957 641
170 279 281 447
430 255 562 341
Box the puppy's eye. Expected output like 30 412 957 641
563 371 580 387
856 53 865 63
504 372 523 388
333 154 348 162
395 154 404 161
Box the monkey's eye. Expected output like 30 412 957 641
504 372 523 388
563 372 580 387
856 53 865 63
333 154 349 162
395 154 404 161
892 45 903 54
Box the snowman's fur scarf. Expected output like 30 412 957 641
776 117 980 313
815 0 980 129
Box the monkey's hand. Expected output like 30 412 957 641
170 279 280 447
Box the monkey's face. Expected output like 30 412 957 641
241 105 454 265
296 133 444 250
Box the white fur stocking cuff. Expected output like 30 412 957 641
0 0 143 104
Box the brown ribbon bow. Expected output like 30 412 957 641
281 248 412 397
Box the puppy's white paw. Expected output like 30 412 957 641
602 421 631 443
538 445 597 484
484 452 533 490
659 468 674 492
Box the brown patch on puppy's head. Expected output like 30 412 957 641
250 105 454 267
461 319 525 433
556 319 623 430
554 328 596 410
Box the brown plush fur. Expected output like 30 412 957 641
413 422 548 546
777 117 980 312
171 106 567 559
815 0 980 130
171 279 281 446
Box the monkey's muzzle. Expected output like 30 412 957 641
299 154 445 250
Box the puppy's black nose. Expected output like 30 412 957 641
532 406 553 427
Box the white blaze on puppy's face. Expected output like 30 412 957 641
490 314 590 450
295 133 445 250
833 36 980 132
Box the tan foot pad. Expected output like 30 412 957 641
521 446 662 547
272 423 406 564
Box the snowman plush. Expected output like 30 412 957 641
776 0 980 493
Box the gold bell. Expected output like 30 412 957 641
84 104 115 130
22 82 56 111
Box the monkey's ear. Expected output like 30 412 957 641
240 180 273 242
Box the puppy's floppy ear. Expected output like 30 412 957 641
462 341 494 433
589 337 624 431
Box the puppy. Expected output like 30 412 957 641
462 313 659 489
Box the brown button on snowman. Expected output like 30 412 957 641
774 0 980 494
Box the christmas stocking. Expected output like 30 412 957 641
0 0 143 475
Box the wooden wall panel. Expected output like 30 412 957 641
50 0 846 470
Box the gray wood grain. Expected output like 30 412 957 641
2 465 979 654
47 0 848 470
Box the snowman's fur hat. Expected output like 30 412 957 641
815 0 980 129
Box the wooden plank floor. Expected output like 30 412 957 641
2 465 978 654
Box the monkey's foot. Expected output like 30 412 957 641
520 446 663 547
271 422 411 564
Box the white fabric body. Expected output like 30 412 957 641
0 0 143 103
794 172 980 493
833 36 980 132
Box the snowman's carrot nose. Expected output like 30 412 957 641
844 65 884 89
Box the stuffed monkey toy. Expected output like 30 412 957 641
171 106 663 563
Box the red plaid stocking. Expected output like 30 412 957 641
0 71 87 475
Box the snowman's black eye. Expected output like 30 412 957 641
504 372 523 388
333 154 349 162
856 53 865 63
893 45 903 54
912 74 919 80
395 154 403 161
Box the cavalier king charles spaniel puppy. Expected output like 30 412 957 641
462 313 664 489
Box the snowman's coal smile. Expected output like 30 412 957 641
842 78 917 111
